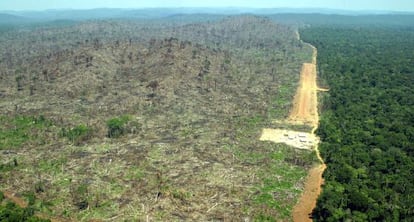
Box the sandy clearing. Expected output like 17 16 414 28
260 128 318 150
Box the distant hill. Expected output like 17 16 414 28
2 8 413 24
269 13 414 27
0 8 413 32
0 13 30 24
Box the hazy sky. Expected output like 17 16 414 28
1 0 413 11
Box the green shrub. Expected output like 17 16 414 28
106 115 130 138
0 161 17 173
0 193 50 222
0 203 50 222
60 124 92 145
70 183 89 210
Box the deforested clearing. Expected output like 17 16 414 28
0 15 317 221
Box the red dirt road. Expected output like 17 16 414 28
288 62 318 126
292 163 326 222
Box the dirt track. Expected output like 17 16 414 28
291 42 326 222
292 163 326 222
288 44 318 126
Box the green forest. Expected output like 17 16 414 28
301 26 414 221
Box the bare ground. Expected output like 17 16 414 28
260 129 318 150
288 46 318 126
292 163 326 222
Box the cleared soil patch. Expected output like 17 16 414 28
260 129 318 150
0 18 316 221
0 19 310 221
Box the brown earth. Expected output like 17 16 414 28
288 43 318 126
288 62 318 126
292 163 326 222
3 191 28 208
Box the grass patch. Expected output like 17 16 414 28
0 158 19 172
0 115 52 150
60 124 92 145
253 158 307 220
268 84 296 120
124 166 145 181
38 157 67 174
231 143 310 220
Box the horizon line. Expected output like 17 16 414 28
1 7 413 14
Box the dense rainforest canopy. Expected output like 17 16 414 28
301 26 414 221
